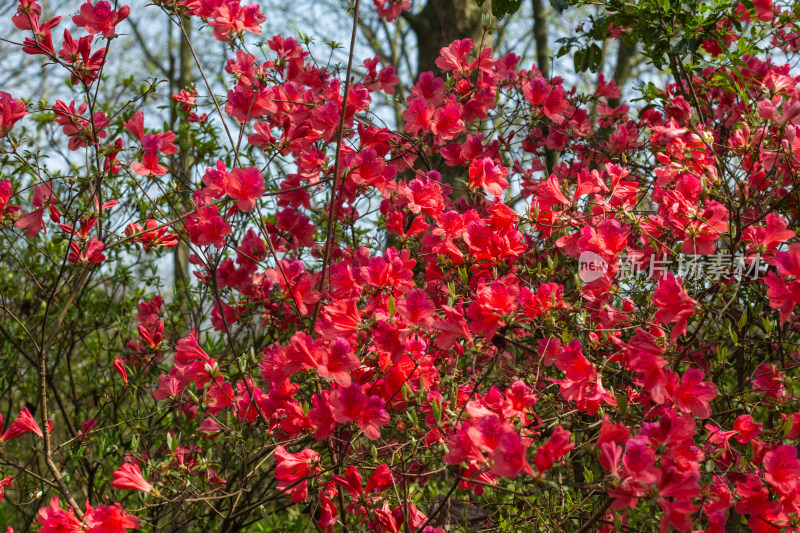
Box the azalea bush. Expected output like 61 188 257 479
2 0 800 531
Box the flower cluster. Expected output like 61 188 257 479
3 0 800 531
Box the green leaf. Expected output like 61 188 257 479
738 311 747 330
493 0 523 17
549 0 570 13
573 49 584 72
737 36 748 54
588 43 603 72
616 392 628 417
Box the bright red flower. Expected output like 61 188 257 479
15 182 60 237
491 431 534 478
410 71 445 105
623 436 659 486
0 475 11 501
435 38 473 73
597 414 630 445
742 212 796 260
466 281 519 339
542 85 569 123
73 0 130 38
318 491 337 532
152 374 184 400
123 112 144 140
317 299 361 340
131 134 169 176
198 417 225 439
675 368 717 419
0 180 17 218
210 2 265 42
358 394 391 440
625 328 670 404
536 173 569 208
330 384 390 440
402 97 434 135
58 30 105 85
373 0 410 22
652 274 697 342
431 97 465 140
0 92 27 136
274 445 320 503
110 463 152 493
78 419 98 441
35 497 81 533
763 444 800 494
764 270 799 323
112 357 128 385
185 204 231 249
85 502 140 533
431 302 473 349
365 464 393 493
468 157 509 197
226 166 265 212
125 219 179 250
1 408 43 442
316 338 360 386
14 4 61 56
53 100 109 151
68 237 105 264
396 288 435 329
733 415 762 444
751 362 787 400
534 426 574 474
332 464 365 500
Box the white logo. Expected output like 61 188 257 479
578 251 609 283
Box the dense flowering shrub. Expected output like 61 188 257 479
3 0 800 530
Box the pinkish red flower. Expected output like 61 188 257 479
675 368 717 419
653 274 697 342
373 0 410 22
15 182 60 237
316 338 360 386
210 2 265 42
68 237 106 264
763 444 800 494
733 415 762 444
468 157 509 197
35 497 81 532
274 445 320 503
1 408 43 442
534 426 574 474
110 463 152 493
72 0 130 38
0 92 27 136
226 167 265 212
491 431 534 478
112 357 128 385
85 502 140 532
0 475 11 501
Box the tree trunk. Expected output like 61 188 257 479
400 0 493 202
608 42 636 108
172 17 195 290
404 0 492 77
532 0 549 76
